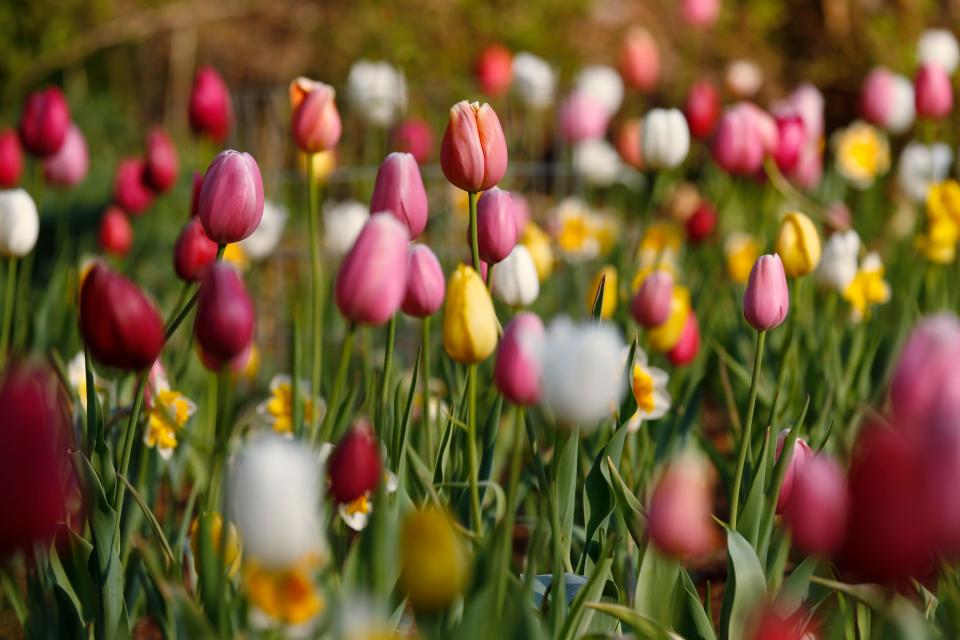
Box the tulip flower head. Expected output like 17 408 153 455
346 60 408 128
615 118 644 169
681 0 720 29
370 152 429 238
686 201 717 244
667 310 700 366
442 264 499 364
648 454 714 559
631 270 673 328
440 100 508 192
189 66 233 143
495 312 545 406
290 77 342 153
619 28 660 92
400 507 471 613
19 87 70 157
194 263 256 370
648 285 692 352
391 118 434 164
684 80 721 139
198 150 264 244
473 187 518 263
328 421 383 504
860 68 915 134
143 127 178 192
113 158 154 215
776 211 821 277
572 139 622 187
475 44 513 97
916 62 954 121
782 454 848 555
557 92 611 143
0 130 23 188
0 189 39 258
174 218 218 282
918 29 960 75
512 52 556 111
98 206 133 257
492 244 540 307
641 108 689 169
890 313 960 428
743 254 789 331
402 244 445 318
43 124 88 188
774 432 813 514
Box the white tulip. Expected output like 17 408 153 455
493 245 539 307
573 139 622 187
897 142 952 202
815 230 861 293
574 65 624 116
725 59 763 98
346 60 408 128
886 73 916 134
241 200 288 260
323 200 369 259
918 29 960 75
0 189 39 258
512 52 556 110
641 109 690 170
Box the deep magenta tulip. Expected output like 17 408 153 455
43 124 88 188
475 44 514 97
915 63 953 120
194 263 255 370
667 310 700 366
328 421 383 504
495 312 544 406
557 92 610 143
630 270 673 328
174 218 218 282
402 244 445 317
391 118 434 164
0 130 23 188
473 187 517 264
743 254 789 331
684 80 721 139
783 455 848 555
773 114 805 173
775 431 813 514
19 87 70 157
144 127 179 192
440 100 508 192
370 152 429 238
80 263 164 370
289 77 342 153
189 66 233 142
198 150 264 244
648 455 714 559
113 158 155 216
685 201 717 244
890 313 960 429
98 206 133 257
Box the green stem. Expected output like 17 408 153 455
495 406 525 614
164 245 225 342
379 315 397 427
730 329 766 529
206 369 231 511
421 316 433 458
0 257 18 367
113 374 148 539
467 363 482 533
468 191 480 273
319 324 355 443
306 153 324 439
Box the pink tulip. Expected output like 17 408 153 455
775 432 813 514
113 158 155 216
782 455 848 555
473 187 517 264
402 244 445 317
630 270 673 328
686 201 717 244
194 263 255 370
0 130 23 188
667 311 700 366
174 218 219 282
712 104 770 175
890 313 960 429
512 194 531 235
681 0 720 28
391 118 434 164
189 66 233 143
773 114 805 173
789 144 824 190
290 78 342 153
860 68 904 129
615 119 644 169
335 213 410 325
619 28 660 92
684 80 721 139
370 152 429 238
43 124 88 188
475 44 514 97
916 63 954 120
743 254 789 331
144 127 179 192
98 206 133 257
19 87 70 157
495 312 545 406
648 455 714 559
557 92 610 143
440 100 508 192
198 150 264 244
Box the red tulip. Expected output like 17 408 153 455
328 421 383 503
915 63 953 121
113 158 155 216
391 118 434 164
667 310 700 366
198 150 264 244
144 127 179 192
685 201 717 244
774 432 812 514
19 87 70 157
475 44 514 97
174 218 218 281
749 607 814 640
684 81 721 139
619 28 660 92
0 130 23 188
189 66 233 143
98 206 133 257
194 263 255 370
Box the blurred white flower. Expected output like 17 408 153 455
0 189 39 258
323 200 369 259
887 74 916 134
346 60 408 127
898 141 952 202
241 200 288 260
493 244 540 307
512 52 556 110
725 59 763 98
574 65 624 115
815 230 861 293
642 109 690 170
918 29 960 74
573 139 622 186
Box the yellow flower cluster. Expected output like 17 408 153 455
144 388 196 459
918 180 960 264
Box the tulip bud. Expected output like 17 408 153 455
615 118 644 169
648 285 692 352
557 92 610 143
586 265 618 319
334 214 410 325
400 507 471 612
619 28 660 92
684 80 721 139
492 245 539 307
289 77 342 153
113 158 154 216
190 171 203 217
641 108 689 169
782 454 848 555
774 432 813 514
19 87 70 157
890 313 960 428
144 127 179 192
391 118 434 164
189 66 233 143
743 254 789 331
630 270 673 328
443 264 498 364
681 0 720 29
915 63 953 120
495 312 544 406
712 103 770 175
775 211 821 277
685 201 717 244
749 607 814 640
667 310 700 366
475 44 513 97
648 454 714 559
98 206 133 257
194 263 255 370
0 189 39 258
198 150 264 244
773 114 805 173
328 421 382 504
402 244 445 318
473 187 517 264
42 124 88 188
0 130 22 188
80 263 164 370
174 218 218 281
370 152 429 238
440 100 508 192
860 68 915 134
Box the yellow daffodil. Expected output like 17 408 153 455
724 233 760 284
245 559 324 627
337 471 397 532
257 374 325 435
648 286 691 352
144 381 196 460
400 507 471 613
776 211 821 277
927 180 960 226
917 215 959 264
842 252 891 322
637 222 683 269
586 265 618 319
627 348 671 432
521 222 554 281
442 265 498 364
189 512 242 577
222 243 250 271
592 211 621 256
554 198 600 260
833 121 890 189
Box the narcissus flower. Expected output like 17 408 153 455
144 379 196 460
898 142 952 202
776 211 821 277
726 233 762 283
521 222 554 281
400 507 471 613
442 264 498 364
629 348 670 430
586 265 618 319
842 252 890 322
244 559 324 629
832 121 890 189
256 374 324 435
440 100 508 192
65 352 106 413
918 179 960 263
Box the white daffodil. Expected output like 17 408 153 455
626 348 671 432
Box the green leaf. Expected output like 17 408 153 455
392 345 421 475
556 430 579 563
680 568 717 640
579 424 628 571
583 602 683 639
776 556 818 616
606 456 646 549
558 538 614 640
737 427 771 548
635 542 680 627
591 274 606 321
720 527 766 640
117 473 176 571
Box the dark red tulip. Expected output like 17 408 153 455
0 129 24 188
328 421 382 503
685 201 717 244
80 263 164 370
190 171 203 217
19 87 70 157
144 127 179 192
98 206 133 257
174 218 218 281
684 80 721 139
749 607 814 640
391 118 434 165
194 263 255 370
782 455 848 555
189 66 233 143
113 158 155 216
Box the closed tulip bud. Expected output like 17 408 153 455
440 100 508 192
473 187 517 263
42 124 88 188
194 263 255 370
890 313 960 428
370 152 429 237
144 127 178 192
619 28 660 92
475 44 513 97
19 87 70 157
174 218 218 281
289 77 342 153
557 92 610 143
98 206 133 257
400 507 471 612
189 66 233 143
648 285 692 352
743 254 789 331
113 158 154 216
684 80 721 139
80 263 164 370
648 454 714 559
712 103 771 175
402 244 445 317
641 108 689 169
198 150 264 244
0 189 39 258
773 114 805 173
334 214 410 325
443 264 498 364
586 265 618 319
391 118 434 164
667 311 700 366
492 245 539 307
0 130 22 188
915 63 953 120
775 211 821 277
775 432 813 514
686 201 717 244
328 421 382 503
495 312 544 405
860 68 915 134
782 455 848 555
190 171 203 217
615 118 644 169
631 270 673 328
681 0 720 29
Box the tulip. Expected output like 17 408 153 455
774 432 813 514
442 264 498 364
686 201 717 244
335 214 410 325
19 87 70 157
511 194 531 235
194 263 255 370
773 114 805 173
641 108 689 170
198 150 264 244
575 65 624 116
42 124 88 188
289 77 342 153
712 104 769 175
189 66 233 142
440 100 508 192
494 312 545 406
681 0 720 28
648 286 692 352
586 265 618 319
726 59 763 98
814 230 860 292
918 29 960 75
743 254 789 331
143 127 178 192
473 187 517 264
174 218 218 281
492 245 539 307
370 152 429 238
391 118 434 164
80 263 164 370
915 63 953 120
557 92 610 143
619 28 660 92
512 52 556 110
898 142 952 202
328 421 382 503
572 139 622 187
749 608 814 640
113 158 154 215
775 211 821 277
475 44 513 97
98 206 133 257
345 60 407 128
890 314 960 429
402 244 445 317
323 200 369 259
860 68 915 134
648 455 714 559
400 507 471 612
921 415 960 554
0 131 22 189
667 310 700 366
782 454 848 555
615 119 644 169
630 270 673 328
684 80 721 139
0 189 39 258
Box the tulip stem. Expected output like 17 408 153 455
495 405 525 614
306 153 324 439
0 257 17 368
379 315 397 427
421 316 433 457
319 323 355 443
730 329 766 530
467 363 483 534
164 245 226 342
113 373 148 539
468 191 481 273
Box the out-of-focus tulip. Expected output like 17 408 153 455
512 194 531 235
743 254 789 331
641 108 689 169
0 131 23 188
773 114 805 173
473 187 517 263
19 87 69 157
189 66 233 143
921 415 960 554
442 264 498 364
648 454 714 559
495 312 545 406
775 211 821 277
113 158 154 216
572 139 622 187
400 507 471 612
686 202 717 244
521 222 553 281
174 218 218 281
648 286 691 352
194 263 255 370
0 189 39 258
667 310 700 366
198 150 264 244
774 432 813 514
335 214 410 326
915 63 954 120
684 80 721 139
143 127 178 192
323 200 369 259
631 270 673 328
749 607 814 640
860 68 915 134
681 0 720 28
557 92 610 143
574 65 624 116
619 28 660 92
890 313 960 428
241 200 287 261
42 124 87 188
782 454 848 555
814 230 860 292
726 59 763 98
586 265 618 319
402 244 445 317
328 421 382 503
493 245 539 307
98 206 133 257
713 103 771 175
346 60 407 128
898 142 952 202
475 44 513 97
918 29 960 75
289 77 342 153
391 118 434 164
440 101 508 192
512 52 556 110
370 152 428 238
615 119 644 169
80 263 164 370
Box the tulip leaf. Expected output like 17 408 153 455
591 274 606 322
558 536 614 640
680 567 717 640
605 456 647 549
736 427 771 548
617 339 639 423
776 555 818 616
47 544 86 627
579 423 628 571
635 542 680 626
556 429 580 564
117 473 177 571
392 345 420 474
583 602 683 639
719 527 766 640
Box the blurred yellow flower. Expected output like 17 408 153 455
521 222 554 281
842 252 891 322
443 264 498 364
222 243 250 271
189 512 242 577
586 265 618 319
776 211 821 277
67 352 107 411
245 559 324 625
400 507 471 613
724 233 760 283
833 121 890 189
299 150 336 184
648 285 691 352
555 199 599 260
144 388 196 460
927 180 960 226
637 222 683 268
917 215 959 264
257 374 323 435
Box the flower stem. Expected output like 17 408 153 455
421 315 433 457
379 315 397 428
113 373 148 538
730 329 766 529
306 153 324 439
163 245 225 342
467 363 482 533
319 323 355 443
468 191 480 273
495 405 525 614
0 257 18 368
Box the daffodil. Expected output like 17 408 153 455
222 243 250 271
927 179 960 226
627 349 671 432
553 198 600 261
144 384 197 460
842 252 891 322
189 512 242 577
337 471 398 532
245 558 325 631
66 351 107 412
919 180 960 263
257 374 325 435
724 233 760 284
832 121 890 189
637 222 683 270
521 222 554 281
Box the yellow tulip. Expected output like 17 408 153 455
776 211 822 277
648 286 691 352
917 215 959 264
400 507 471 613
586 266 618 319
443 264 499 364
190 512 242 578
521 222 554 281
927 180 960 226
724 233 760 284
